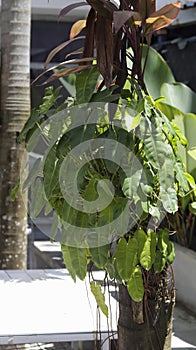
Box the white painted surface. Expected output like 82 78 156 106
173 243 196 313
0 269 196 348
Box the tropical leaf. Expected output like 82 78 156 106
127 267 144 302
161 83 196 115
90 281 108 317
18 109 41 143
75 67 100 103
70 20 87 39
62 244 87 281
44 36 85 71
154 251 166 273
145 2 181 34
90 244 110 269
30 177 46 218
140 231 156 270
58 2 88 21
22 158 42 192
115 237 138 281
167 241 175 264
134 229 147 259
159 187 178 213
141 45 175 99
113 11 141 33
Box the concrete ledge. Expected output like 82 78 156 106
173 243 196 313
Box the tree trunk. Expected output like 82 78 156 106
0 0 31 269
118 267 175 350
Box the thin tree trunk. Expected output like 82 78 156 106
118 267 175 350
0 0 31 269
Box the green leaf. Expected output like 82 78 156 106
76 67 100 104
39 86 62 115
167 241 175 265
161 83 196 115
30 177 46 218
175 162 189 193
61 244 76 282
90 244 110 269
50 212 60 242
127 267 144 302
11 179 20 201
159 187 178 213
134 229 147 259
154 251 166 273
139 117 167 169
18 109 42 143
140 231 156 270
141 45 175 99
157 229 169 256
91 85 120 103
90 281 108 317
22 158 42 192
122 158 143 199
115 238 138 281
61 244 87 281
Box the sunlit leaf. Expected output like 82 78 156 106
90 281 108 317
145 2 181 34
167 241 175 264
140 231 156 270
11 179 20 201
127 267 144 302
70 20 87 39
115 237 138 281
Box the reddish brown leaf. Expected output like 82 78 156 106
145 2 181 34
65 48 84 59
44 36 85 71
43 66 93 85
82 8 96 64
113 10 141 33
70 20 87 39
58 2 89 21
138 0 155 20
87 0 117 20
96 14 113 88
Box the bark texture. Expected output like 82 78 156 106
118 267 175 350
0 0 31 269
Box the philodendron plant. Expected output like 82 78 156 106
16 1 194 349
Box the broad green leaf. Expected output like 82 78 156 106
115 238 138 281
22 158 42 192
18 109 41 143
167 241 175 265
159 187 178 213
140 231 156 270
134 229 147 259
90 244 110 269
154 251 166 273
30 177 46 218
76 67 100 104
11 178 20 201
61 244 76 282
90 281 108 317
127 267 144 302
91 85 120 102
175 162 189 193
161 83 196 115
157 102 184 121
157 229 169 256
139 117 167 169
159 157 175 191
122 158 143 198
62 245 87 281
171 122 187 146
141 45 175 99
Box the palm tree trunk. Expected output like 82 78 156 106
118 267 175 350
0 0 31 269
